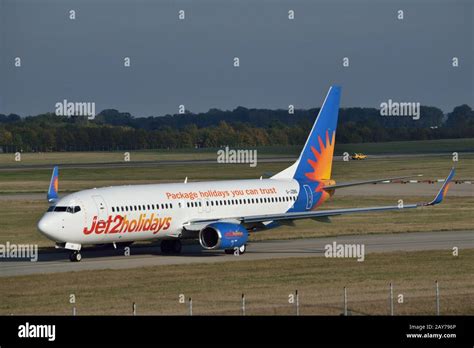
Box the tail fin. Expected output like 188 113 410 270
272 86 341 181
47 166 59 203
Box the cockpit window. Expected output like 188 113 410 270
48 206 81 213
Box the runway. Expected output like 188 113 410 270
0 152 469 171
1 230 472 277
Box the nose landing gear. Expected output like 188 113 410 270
69 251 82 262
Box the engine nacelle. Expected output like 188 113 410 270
199 222 248 250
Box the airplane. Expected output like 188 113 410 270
37 86 455 262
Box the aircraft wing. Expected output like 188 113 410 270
184 168 454 230
323 174 423 190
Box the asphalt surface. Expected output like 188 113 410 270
0 152 469 171
0 230 472 277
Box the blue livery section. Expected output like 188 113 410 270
293 86 341 182
289 86 341 213
199 222 248 250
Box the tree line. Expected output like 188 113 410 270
0 104 472 152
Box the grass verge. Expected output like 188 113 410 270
0 249 472 315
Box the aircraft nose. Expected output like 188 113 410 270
38 215 59 241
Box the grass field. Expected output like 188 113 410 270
1 249 472 315
1 195 471 247
0 138 472 167
0 154 472 194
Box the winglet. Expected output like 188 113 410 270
47 166 59 203
425 168 455 206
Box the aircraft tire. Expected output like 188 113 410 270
69 251 82 262
225 244 246 255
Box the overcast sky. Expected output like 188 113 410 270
0 0 472 117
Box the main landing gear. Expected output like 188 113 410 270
224 244 246 255
160 239 182 254
69 251 82 262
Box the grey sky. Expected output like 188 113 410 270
1 0 472 117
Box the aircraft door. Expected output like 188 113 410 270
92 195 108 220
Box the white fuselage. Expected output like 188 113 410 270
38 178 300 246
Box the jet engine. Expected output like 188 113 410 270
199 222 248 250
